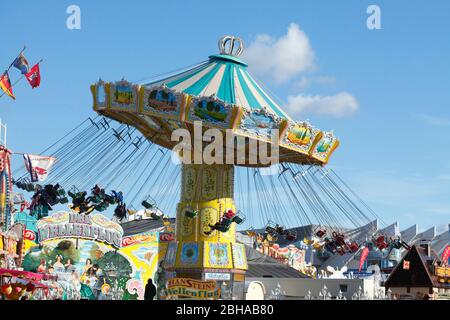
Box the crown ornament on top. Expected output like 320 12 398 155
218 35 245 57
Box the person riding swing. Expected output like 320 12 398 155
205 209 239 234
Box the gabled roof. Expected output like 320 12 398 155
384 245 444 288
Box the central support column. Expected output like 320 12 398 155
164 163 247 299
177 163 236 243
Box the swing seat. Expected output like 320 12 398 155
215 225 230 233
286 234 296 242
104 194 116 204
84 205 96 215
375 235 388 250
333 233 346 246
233 216 244 224
285 231 297 242
222 218 233 227
59 197 69 204
392 241 403 250
89 196 101 204
316 230 326 238
142 200 154 209
96 204 108 212
185 210 197 218
151 212 160 220
265 226 276 235
325 241 337 253
348 242 359 253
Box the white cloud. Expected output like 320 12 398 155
244 23 315 83
244 23 357 119
437 174 450 181
284 92 358 118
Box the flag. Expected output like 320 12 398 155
13 53 30 75
442 245 450 265
25 63 40 88
403 260 410 270
358 247 369 272
20 200 30 212
0 72 15 100
23 154 56 182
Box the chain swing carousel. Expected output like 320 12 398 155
89 36 340 298
6 36 395 300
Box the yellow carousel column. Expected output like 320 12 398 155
171 163 247 298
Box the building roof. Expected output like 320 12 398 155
120 218 175 236
400 224 418 244
245 245 310 279
384 245 447 289
431 226 450 257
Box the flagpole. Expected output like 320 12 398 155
0 75 23 99
0 58 43 99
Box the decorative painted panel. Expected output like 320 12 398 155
109 79 140 112
232 243 248 270
237 108 281 141
204 242 232 269
187 96 235 129
281 121 323 154
310 131 340 164
142 85 184 120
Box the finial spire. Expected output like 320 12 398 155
218 35 245 57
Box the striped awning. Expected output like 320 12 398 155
145 54 291 120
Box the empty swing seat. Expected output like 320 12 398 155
185 210 197 218
233 216 244 224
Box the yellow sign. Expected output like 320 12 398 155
166 278 219 299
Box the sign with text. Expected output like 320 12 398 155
166 278 220 300
204 272 231 281
36 211 123 248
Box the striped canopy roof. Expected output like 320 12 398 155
145 53 291 120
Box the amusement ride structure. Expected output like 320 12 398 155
6 36 401 299
87 36 340 287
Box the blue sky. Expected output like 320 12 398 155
1 0 449 231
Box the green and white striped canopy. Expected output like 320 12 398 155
145 54 291 120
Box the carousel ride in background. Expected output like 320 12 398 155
3 37 410 287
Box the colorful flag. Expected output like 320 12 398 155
0 72 15 100
403 260 410 270
25 63 40 88
442 245 450 265
358 247 369 272
23 154 56 182
13 53 30 75
20 200 30 212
